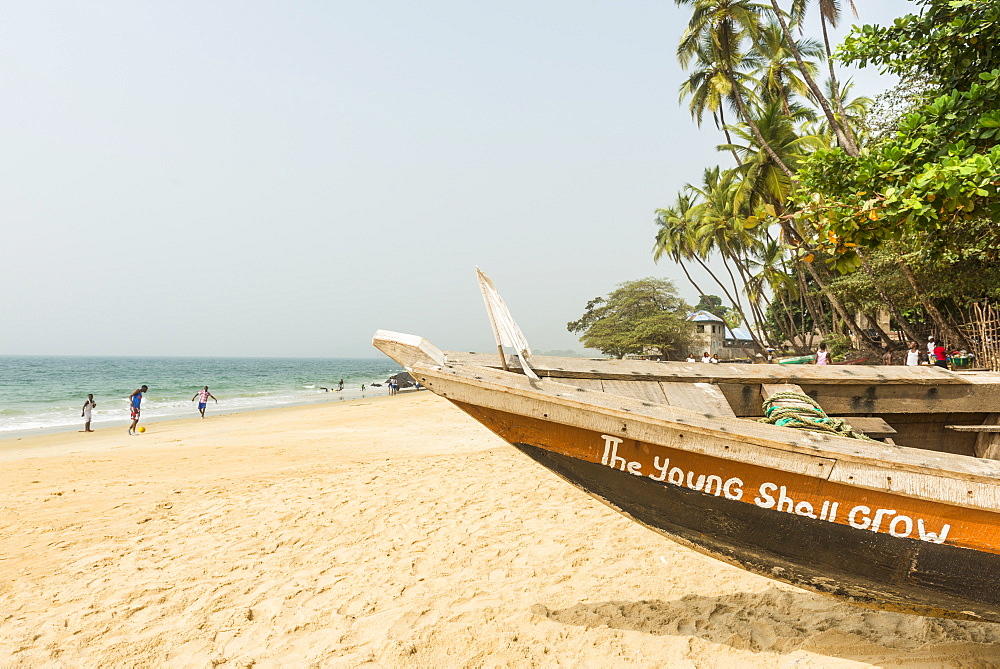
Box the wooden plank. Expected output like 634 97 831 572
948 425 1000 433
717 383 762 417
761 383 806 400
412 361 1000 503
560 378 604 392
601 380 667 404
444 351 970 385
796 384 1000 415
660 382 737 417
881 412 981 456
976 414 1000 461
835 417 896 436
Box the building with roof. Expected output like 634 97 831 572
686 310 756 360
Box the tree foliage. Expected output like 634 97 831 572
797 0 1000 264
655 0 1000 365
567 279 692 358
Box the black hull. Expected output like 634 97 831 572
515 443 1000 622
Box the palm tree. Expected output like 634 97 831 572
816 0 858 147
676 0 798 177
678 35 759 161
764 0 859 156
653 192 714 300
753 20 824 115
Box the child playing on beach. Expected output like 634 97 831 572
191 386 217 418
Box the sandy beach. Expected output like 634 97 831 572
2 392 1000 667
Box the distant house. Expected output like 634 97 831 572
686 310 756 360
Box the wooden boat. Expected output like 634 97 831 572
779 353 869 365
373 274 1000 622
777 354 815 364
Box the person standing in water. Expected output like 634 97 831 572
191 386 217 418
128 385 148 435
81 394 97 432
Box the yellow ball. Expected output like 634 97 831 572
138 426 146 433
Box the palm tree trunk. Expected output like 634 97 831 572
769 0 859 157
801 260 880 351
692 256 767 350
819 16 856 149
726 73 797 178
796 266 826 338
855 250 922 347
897 259 970 348
718 107 742 165
676 258 711 304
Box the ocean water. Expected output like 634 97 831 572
0 356 404 435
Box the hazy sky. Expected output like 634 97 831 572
1 0 914 358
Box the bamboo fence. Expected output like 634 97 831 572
960 303 1000 372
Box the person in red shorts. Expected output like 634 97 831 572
128 385 148 435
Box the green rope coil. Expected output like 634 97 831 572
758 391 875 441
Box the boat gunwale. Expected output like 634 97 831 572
442 351 977 385
407 360 1000 511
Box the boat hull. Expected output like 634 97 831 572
448 399 1000 622
515 442 1000 621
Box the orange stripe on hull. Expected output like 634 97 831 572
454 401 1000 555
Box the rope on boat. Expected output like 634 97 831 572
758 391 875 441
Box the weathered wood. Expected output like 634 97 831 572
975 414 1000 460
373 330 446 367
796 384 1000 415
948 425 1000 433
601 380 667 404
834 417 896 437
561 378 604 392
660 382 736 417
761 383 805 400
880 413 981 457
379 331 1000 622
409 361 1000 506
518 444 1000 622
444 351 970 385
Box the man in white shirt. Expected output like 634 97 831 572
701 352 712 363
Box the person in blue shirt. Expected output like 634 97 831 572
128 385 148 435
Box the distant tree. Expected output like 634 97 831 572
567 278 692 359
694 294 730 319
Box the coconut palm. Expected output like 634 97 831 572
676 0 797 177
764 0 859 155
753 20 824 114
678 35 759 160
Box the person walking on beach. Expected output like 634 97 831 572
338 379 344 392
815 343 830 365
191 386 217 418
906 342 921 366
882 346 894 366
81 394 97 432
128 385 147 435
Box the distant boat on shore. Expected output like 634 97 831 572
778 354 870 365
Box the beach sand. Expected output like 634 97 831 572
2 393 1000 667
